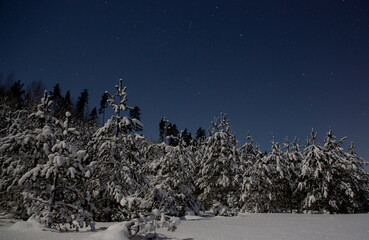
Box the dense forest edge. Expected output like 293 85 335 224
0 75 368 238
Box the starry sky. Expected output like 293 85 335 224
1 0 369 160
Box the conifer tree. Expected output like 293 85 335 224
62 90 73 114
296 128 369 213
76 89 88 122
0 91 94 229
50 83 64 118
241 137 291 212
86 79 146 221
195 113 240 215
195 127 206 143
7 80 25 110
159 118 169 142
25 80 44 112
129 106 143 132
146 136 202 216
167 123 179 146
284 137 303 211
89 107 98 124
98 92 108 124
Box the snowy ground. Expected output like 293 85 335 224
0 213 368 240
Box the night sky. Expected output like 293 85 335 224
1 1 369 160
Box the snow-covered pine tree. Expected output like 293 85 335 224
146 134 202 216
284 137 303 212
239 132 259 181
297 128 330 213
296 128 369 213
19 121 95 230
195 113 240 215
0 109 30 217
0 91 55 217
319 128 369 213
0 91 94 229
86 79 147 221
240 146 266 213
241 137 291 212
344 143 369 212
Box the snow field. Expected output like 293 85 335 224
1 213 368 240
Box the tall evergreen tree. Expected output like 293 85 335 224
159 117 169 142
146 138 202 216
129 106 143 132
25 80 44 112
195 114 240 215
167 123 179 146
0 91 94 229
89 107 98 124
50 83 64 118
62 90 73 114
86 79 145 221
180 129 192 146
7 80 25 110
98 92 108 124
195 127 206 148
241 137 292 213
76 89 88 122
296 128 369 213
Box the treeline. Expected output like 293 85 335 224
0 77 368 236
0 73 142 128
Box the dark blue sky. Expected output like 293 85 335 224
1 1 369 159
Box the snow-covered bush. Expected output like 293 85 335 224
126 209 180 237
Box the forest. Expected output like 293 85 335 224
0 76 368 237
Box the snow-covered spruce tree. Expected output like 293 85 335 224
239 146 265 212
296 129 329 213
238 133 261 211
241 137 291 212
195 113 241 215
0 109 30 217
146 134 202 216
283 137 303 212
320 128 368 213
239 132 259 182
344 143 369 212
0 91 94 229
0 92 54 216
297 128 369 213
191 128 207 200
86 79 147 221
240 132 258 165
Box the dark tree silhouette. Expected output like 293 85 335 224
7 80 25 110
50 83 64 118
89 107 98 124
76 89 89 122
61 90 73 114
159 117 169 142
195 127 206 142
98 92 108 123
25 80 44 111
181 128 192 146
129 106 142 132
167 123 179 146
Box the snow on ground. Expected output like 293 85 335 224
1 213 368 240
